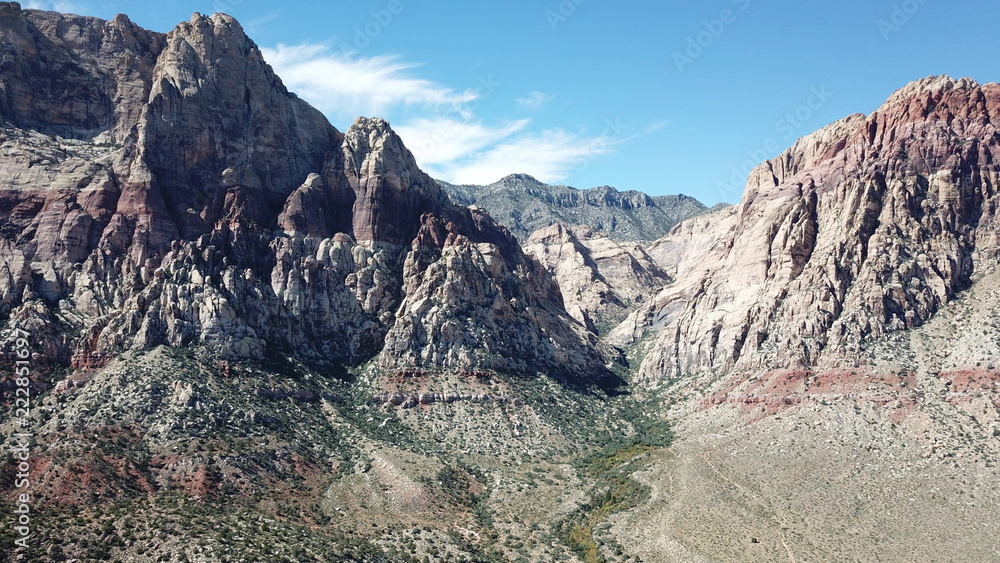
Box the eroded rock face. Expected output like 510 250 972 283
0 5 165 141
131 12 339 243
0 8 609 381
381 212 606 378
524 223 671 333
344 117 451 246
616 76 1000 379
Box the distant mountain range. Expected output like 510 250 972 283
439 174 725 243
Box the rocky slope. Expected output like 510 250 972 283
523 223 671 334
2 3 1000 560
606 251 1000 562
440 173 716 243
597 77 1000 563
0 5 608 382
613 75 1000 380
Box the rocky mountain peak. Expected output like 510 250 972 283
343 116 437 195
745 75 997 208
616 75 1000 379
878 74 980 110
0 7 611 384
343 116 450 245
0 5 166 141
160 11 261 93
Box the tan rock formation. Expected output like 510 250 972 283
0 8 611 383
524 223 671 333
614 76 1000 379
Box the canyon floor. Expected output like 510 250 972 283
612 399 1000 562
609 266 1000 562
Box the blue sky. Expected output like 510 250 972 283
26 0 1000 205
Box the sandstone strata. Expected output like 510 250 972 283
613 76 1000 379
0 7 606 382
524 223 671 333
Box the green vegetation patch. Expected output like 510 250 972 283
558 408 672 562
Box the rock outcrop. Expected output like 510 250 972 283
0 4 165 141
440 173 716 243
0 7 607 382
381 211 609 377
524 223 671 333
614 76 1000 379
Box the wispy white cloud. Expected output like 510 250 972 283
394 118 530 165
429 129 619 185
23 0 83 12
245 12 279 35
261 42 645 186
260 43 477 122
641 120 671 136
516 91 556 110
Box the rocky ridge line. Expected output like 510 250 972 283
613 75 1000 379
440 173 717 243
0 7 609 384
